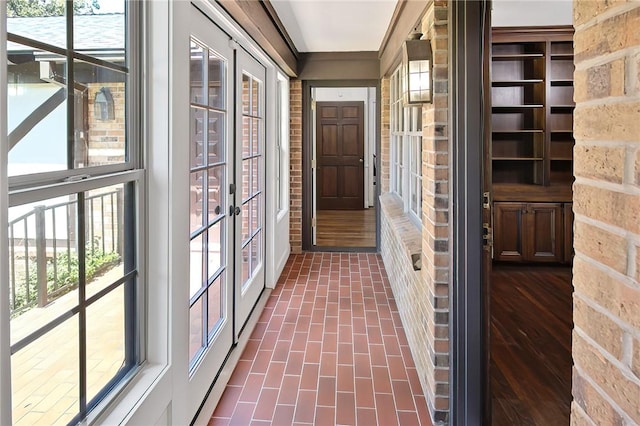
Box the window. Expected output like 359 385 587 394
390 65 423 222
6 1 143 423
275 74 289 215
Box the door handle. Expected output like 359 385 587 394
234 206 241 216
229 206 241 216
359 158 364 163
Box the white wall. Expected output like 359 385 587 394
492 0 573 27
313 87 377 208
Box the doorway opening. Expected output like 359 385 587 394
302 82 380 251
484 5 575 425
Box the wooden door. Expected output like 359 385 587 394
316 102 365 210
525 203 563 262
493 202 525 262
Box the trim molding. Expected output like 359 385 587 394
378 0 429 77
216 0 299 76
449 1 487 425
298 52 380 81
301 80 381 252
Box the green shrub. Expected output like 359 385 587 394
11 238 121 317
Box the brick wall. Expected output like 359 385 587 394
87 83 126 166
289 80 302 253
571 2 640 425
420 3 450 422
379 1 450 424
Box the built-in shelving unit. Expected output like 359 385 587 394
490 27 575 263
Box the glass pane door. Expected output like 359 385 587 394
187 5 234 418
234 48 266 334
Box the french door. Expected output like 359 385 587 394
187 4 265 417
234 48 266 336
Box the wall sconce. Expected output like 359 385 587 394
94 87 115 121
402 33 433 105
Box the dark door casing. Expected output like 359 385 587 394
316 101 365 210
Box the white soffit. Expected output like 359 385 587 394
270 0 398 52
492 0 573 27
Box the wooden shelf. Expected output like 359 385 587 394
490 27 575 264
493 182 573 202
550 54 573 60
493 105 544 109
493 129 544 133
492 53 544 60
493 158 544 162
492 79 544 86
551 79 573 86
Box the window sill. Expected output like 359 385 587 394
379 193 422 271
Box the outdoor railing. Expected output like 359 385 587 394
8 189 123 316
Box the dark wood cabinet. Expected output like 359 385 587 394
490 27 574 263
494 202 566 263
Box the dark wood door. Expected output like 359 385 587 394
493 202 525 262
316 102 364 210
525 203 563 262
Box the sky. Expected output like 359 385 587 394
95 0 125 14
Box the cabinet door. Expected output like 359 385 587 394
493 202 525 262
525 203 563 262
564 202 574 263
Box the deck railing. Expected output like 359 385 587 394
8 189 123 316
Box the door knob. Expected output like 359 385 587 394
229 206 241 216
359 158 364 163
234 206 241 216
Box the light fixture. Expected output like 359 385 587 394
402 32 433 104
94 87 115 121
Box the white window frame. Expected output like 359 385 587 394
390 65 422 224
1 2 145 424
275 73 289 219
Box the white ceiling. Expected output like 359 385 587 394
270 0 398 52
269 0 573 53
492 0 573 27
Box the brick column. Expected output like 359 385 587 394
571 2 640 425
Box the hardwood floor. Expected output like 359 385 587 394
490 264 573 426
316 208 376 248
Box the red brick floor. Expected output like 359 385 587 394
209 253 432 426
